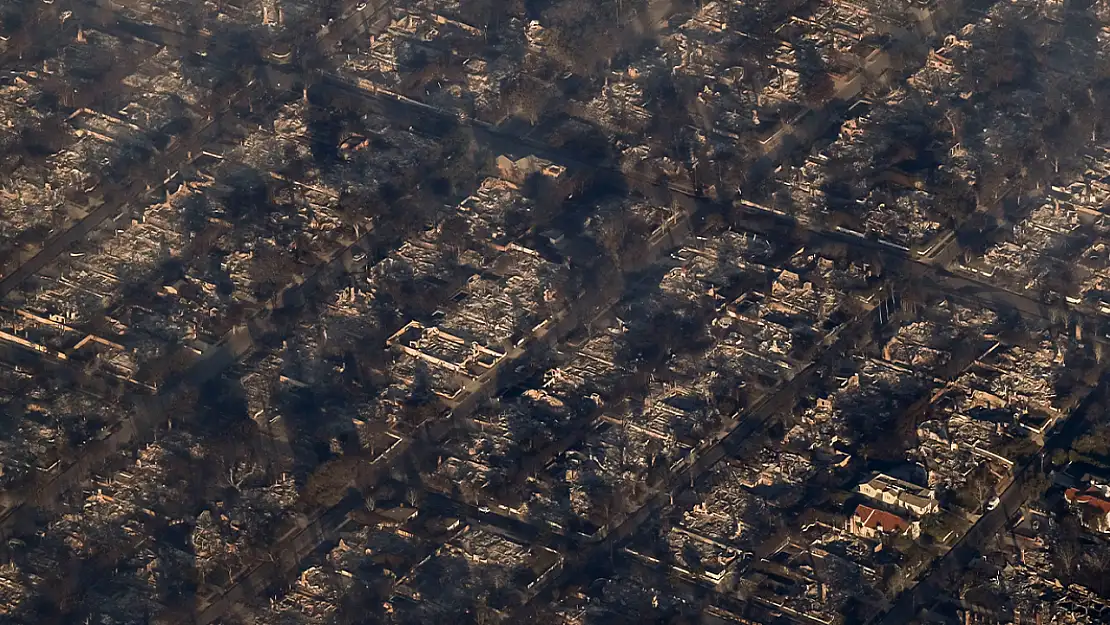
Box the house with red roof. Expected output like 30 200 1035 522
848 504 920 540
1064 487 1110 533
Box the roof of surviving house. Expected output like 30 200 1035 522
852 504 911 533
859 473 935 505
1065 488 1110 515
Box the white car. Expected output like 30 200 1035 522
986 496 1001 511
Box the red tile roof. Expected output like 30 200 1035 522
853 504 910 533
1065 488 1110 515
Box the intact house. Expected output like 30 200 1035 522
856 473 940 517
848 504 920 540
1064 487 1110 534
